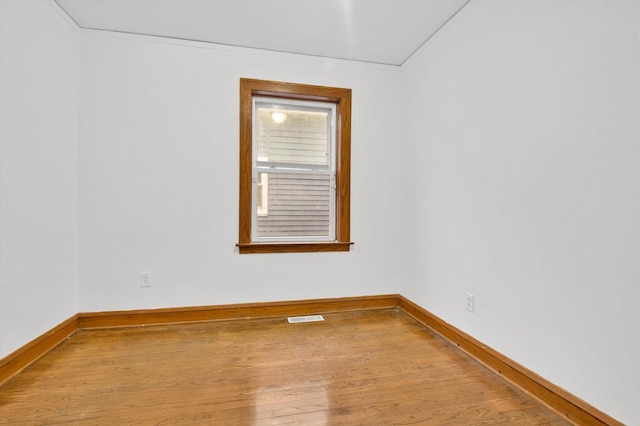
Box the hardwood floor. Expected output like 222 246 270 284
0 309 570 425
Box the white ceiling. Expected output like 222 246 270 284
55 0 470 66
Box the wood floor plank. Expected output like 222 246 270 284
0 309 570 425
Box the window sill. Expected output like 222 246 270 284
237 241 353 254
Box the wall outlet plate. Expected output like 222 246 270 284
465 293 474 312
139 271 152 288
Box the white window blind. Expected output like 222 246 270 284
251 97 336 242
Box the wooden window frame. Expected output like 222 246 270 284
237 78 353 254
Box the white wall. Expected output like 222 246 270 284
0 0 79 358
78 32 411 312
3 0 635 422
402 1 640 424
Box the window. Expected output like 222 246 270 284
238 78 352 254
256 156 269 217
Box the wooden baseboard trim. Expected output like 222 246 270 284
0 295 397 385
397 295 622 426
0 315 78 384
77 294 400 329
0 294 622 426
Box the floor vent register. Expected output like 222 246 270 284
287 315 325 324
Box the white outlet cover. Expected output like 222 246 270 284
139 272 152 287
465 293 474 312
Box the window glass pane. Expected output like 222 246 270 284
256 106 329 167
256 172 268 216
256 172 330 238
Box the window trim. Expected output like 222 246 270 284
237 78 353 254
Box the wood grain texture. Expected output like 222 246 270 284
238 77 254 245
0 295 622 425
397 296 623 426
0 309 570 425
77 294 397 329
237 241 353 254
238 78 352 253
0 315 77 384
0 296 394 385
335 86 351 243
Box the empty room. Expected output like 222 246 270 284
0 0 638 424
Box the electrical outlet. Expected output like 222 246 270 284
139 271 152 288
465 293 474 313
